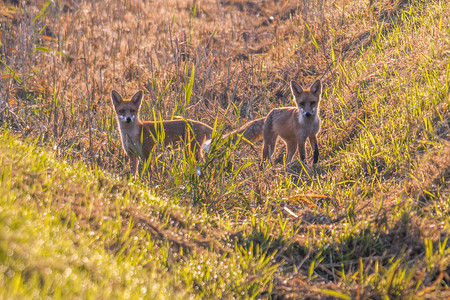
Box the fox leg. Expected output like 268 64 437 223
128 153 138 177
285 141 298 164
262 134 277 165
188 130 205 161
192 140 203 161
297 138 307 162
309 135 319 163
199 133 209 160
196 147 204 161
261 142 271 164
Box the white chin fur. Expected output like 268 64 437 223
297 113 305 124
202 140 212 153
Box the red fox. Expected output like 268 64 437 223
111 90 213 176
262 79 322 165
201 117 266 153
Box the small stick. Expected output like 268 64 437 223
283 206 299 218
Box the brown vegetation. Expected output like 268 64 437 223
1 0 449 298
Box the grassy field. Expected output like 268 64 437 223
0 0 449 298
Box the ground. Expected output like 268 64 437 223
0 0 449 298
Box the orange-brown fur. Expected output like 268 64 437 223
226 117 266 143
111 90 213 176
262 80 322 165
202 117 266 153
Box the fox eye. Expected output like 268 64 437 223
130 110 135 114
119 109 125 114
299 103 305 106
310 101 316 105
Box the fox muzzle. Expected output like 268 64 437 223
301 109 315 118
118 115 136 123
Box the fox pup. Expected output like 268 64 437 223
202 117 266 153
111 90 213 176
262 79 322 165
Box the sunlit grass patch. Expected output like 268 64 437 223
0 132 280 298
0 133 188 299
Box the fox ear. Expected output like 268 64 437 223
290 81 303 98
111 90 122 107
131 91 143 107
310 80 322 96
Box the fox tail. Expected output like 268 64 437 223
202 117 266 153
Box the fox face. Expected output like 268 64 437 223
111 90 143 124
290 80 322 120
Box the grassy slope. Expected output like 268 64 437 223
0 133 190 299
0 0 449 298
0 132 278 298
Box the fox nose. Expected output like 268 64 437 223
126 117 132 123
305 111 312 118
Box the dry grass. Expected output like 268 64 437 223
1 0 449 298
0 0 376 168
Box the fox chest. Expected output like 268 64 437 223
292 116 320 139
120 127 142 152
